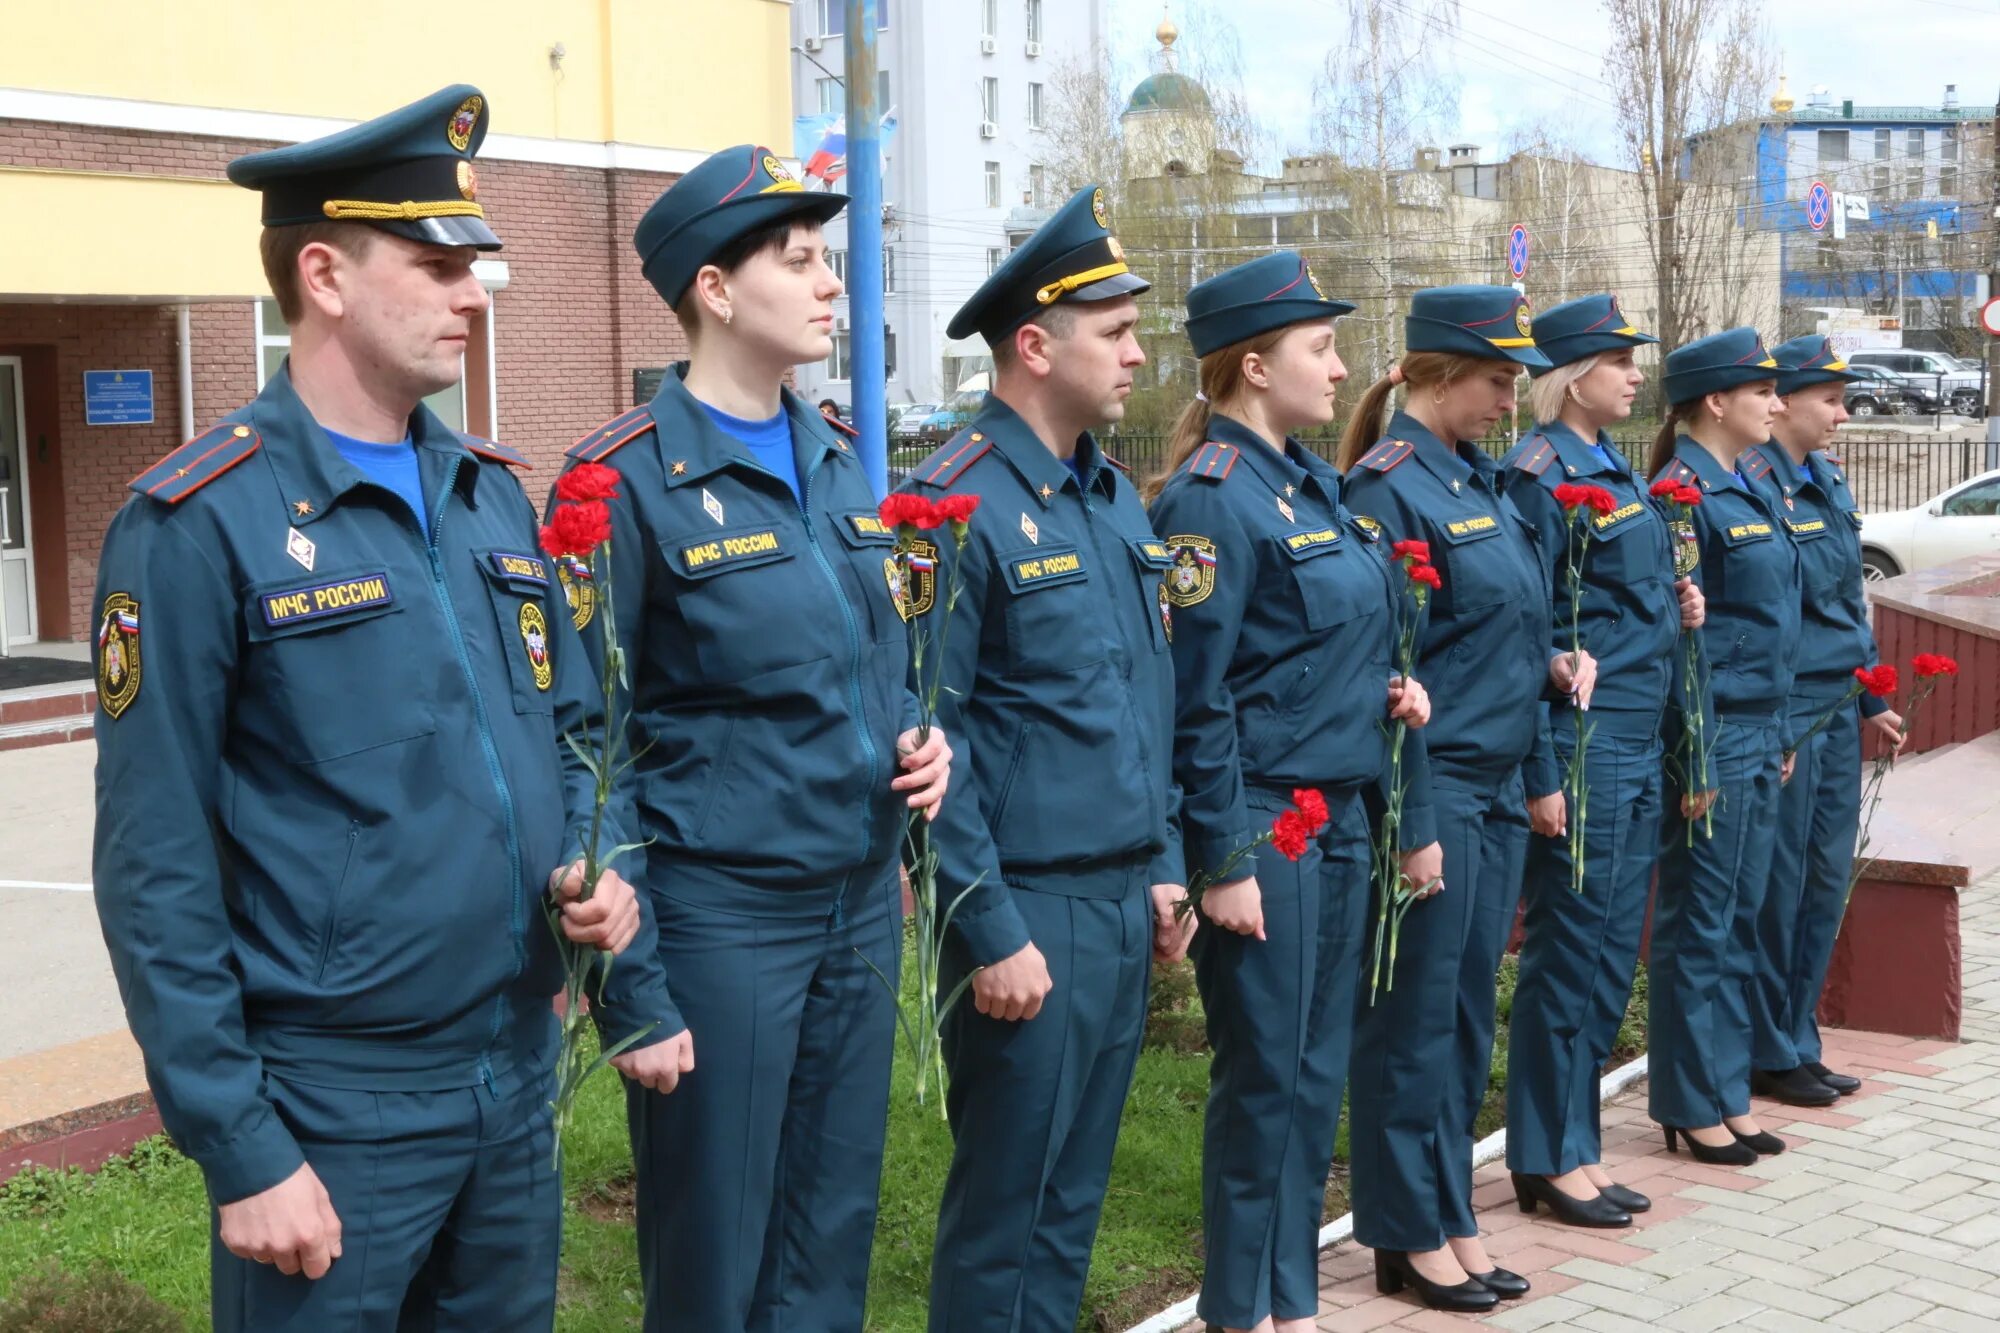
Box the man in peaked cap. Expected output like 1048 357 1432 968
92 85 675 1332
902 184 1190 1332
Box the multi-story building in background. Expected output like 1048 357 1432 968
0 0 793 648
787 0 1109 410
1740 80 1993 351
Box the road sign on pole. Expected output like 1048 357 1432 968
1980 297 2000 339
1806 180 1832 233
1508 223 1530 280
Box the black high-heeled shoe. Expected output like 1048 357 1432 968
1511 1172 1633 1228
1467 1266 1531 1299
1730 1126 1787 1156
1661 1125 1758 1166
1374 1250 1500 1312
1599 1182 1652 1214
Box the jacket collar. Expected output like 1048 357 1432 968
646 363 858 492
1671 435 1759 498
1390 409 1495 493
978 392 1120 508
252 361 479 529
1532 418 1630 480
1204 412 1338 505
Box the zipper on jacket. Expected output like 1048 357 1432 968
424 455 525 1081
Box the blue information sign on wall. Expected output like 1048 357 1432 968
84 370 155 426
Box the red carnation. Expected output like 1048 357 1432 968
1854 665 1899 698
556 462 621 503
1649 477 1681 498
1553 482 1588 509
1291 787 1331 834
1409 563 1443 590
1586 486 1618 514
1271 809 1312 861
935 494 981 525
540 500 612 557
879 494 943 531
1913 653 1959 679
1673 485 1704 507
1391 539 1431 563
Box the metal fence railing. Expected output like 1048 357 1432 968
1091 430 1991 515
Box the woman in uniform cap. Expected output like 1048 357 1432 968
1498 295 1704 1227
555 144 952 1333
1147 252 1432 1333
1644 328 1801 1168
1337 286 1591 1311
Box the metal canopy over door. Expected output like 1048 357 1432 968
0 357 36 649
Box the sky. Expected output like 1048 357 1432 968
1105 0 1998 170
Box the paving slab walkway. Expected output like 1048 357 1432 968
1298 868 2000 1333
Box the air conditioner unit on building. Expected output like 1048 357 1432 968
1025 41 1042 57
980 36 998 54
803 35 824 51
980 120 998 139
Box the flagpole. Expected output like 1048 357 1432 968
845 0 887 497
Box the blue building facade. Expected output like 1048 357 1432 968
1738 90 1989 344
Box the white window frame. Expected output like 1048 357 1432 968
1029 163 1046 207
882 245 896 294
827 248 848 284
1026 0 1043 44
984 161 1002 208
1028 81 1045 130
986 246 1004 274
816 77 843 116
982 77 1000 125
982 0 999 39
828 318 852 382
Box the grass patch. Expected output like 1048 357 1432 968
0 949 1646 1331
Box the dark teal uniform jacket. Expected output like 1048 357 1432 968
91 367 663 1204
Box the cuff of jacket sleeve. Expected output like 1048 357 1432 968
1187 828 1253 884
1859 691 1889 720
953 893 1032 968
1523 757 1562 801
196 1105 308 1206
1399 800 1438 852
591 991 684 1055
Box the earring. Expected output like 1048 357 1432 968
721 308 734 325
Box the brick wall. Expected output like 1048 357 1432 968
0 118 690 640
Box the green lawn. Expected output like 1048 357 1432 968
0 949 1647 1332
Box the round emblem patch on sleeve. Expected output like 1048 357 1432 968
519 601 553 691
96 592 142 719
886 539 939 622
1163 535 1218 608
556 555 597 632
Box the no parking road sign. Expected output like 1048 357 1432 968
1508 223 1530 280
1806 180 1832 232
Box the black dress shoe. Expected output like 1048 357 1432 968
1467 1266 1531 1299
1805 1060 1862 1095
1599 1182 1652 1214
1752 1066 1840 1107
1661 1125 1758 1165
1511 1172 1633 1228
1374 1250 1500 1312
1731 1126 1787 1156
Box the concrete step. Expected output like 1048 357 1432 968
0 682 95 753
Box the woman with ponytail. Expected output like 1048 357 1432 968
1341 287 1594 1314
1496 296 1705 1229
1148 253 1432 1333
1645 330 1802 1168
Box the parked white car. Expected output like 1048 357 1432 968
1859 467 2000 581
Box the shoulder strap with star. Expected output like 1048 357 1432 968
129 421 263 504
1184 440 1238 483
1353 438 1414 474
1741 449 1774 481
911 427 991 490
567 407 655 464
1510 434 1558 477
458 431 530 469
822 413 859 440
1654 457 1698 488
